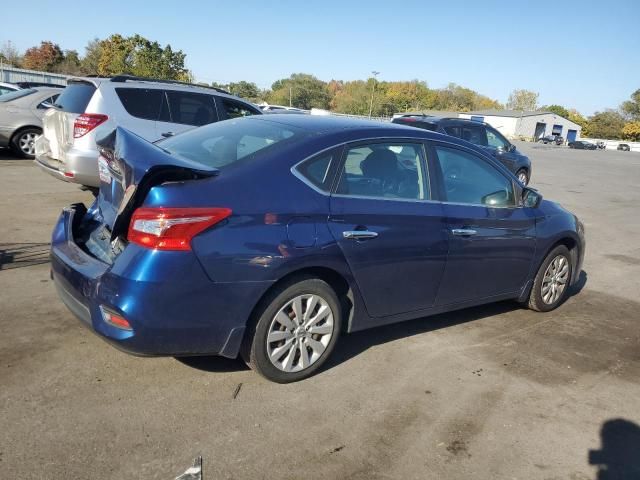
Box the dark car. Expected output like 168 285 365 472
568 140 597 150
50 115 585 382
617 143 631 151
538 135 564 145
392 115 532 185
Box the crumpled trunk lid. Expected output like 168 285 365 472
94 127 219 240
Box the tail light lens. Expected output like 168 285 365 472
74 113 108 138
128 207 232 251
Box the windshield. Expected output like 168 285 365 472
160 118 305 168
0 89 36 103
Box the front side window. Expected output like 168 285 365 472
336 143 428 200
166 91 217 126
222 99 258 119
486 128 509 149
435 145 515 207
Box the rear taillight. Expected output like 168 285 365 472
128 207 232 251
73 113 108 138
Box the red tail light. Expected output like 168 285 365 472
73 113 108 138
128 207 232 251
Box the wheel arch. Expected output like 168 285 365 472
10 125 42 143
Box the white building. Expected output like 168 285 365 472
458 110 582 143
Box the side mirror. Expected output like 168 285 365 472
522 187 542 208
507 144 516 152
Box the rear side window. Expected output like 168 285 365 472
116 88 163 120
53 82 96 113
336 143 429 200
166 91 217 126
0 89 36 103
295 150 338 192
160 118 303 168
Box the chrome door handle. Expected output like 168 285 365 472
451 228 477 236
343 230 378 240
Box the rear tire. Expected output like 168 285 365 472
10 128 41 159
241 277 342 383
528 245 573 312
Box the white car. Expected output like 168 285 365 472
35 75 262 188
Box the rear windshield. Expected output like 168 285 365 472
0 89 36 103
53 82 96 113
160 118 304 168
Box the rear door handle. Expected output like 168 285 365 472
451 228 477 236
343 230 378 240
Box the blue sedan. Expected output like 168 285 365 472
50 115 585 382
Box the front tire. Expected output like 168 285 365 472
528 245 573 312
242 278 342 383
11 128 41 159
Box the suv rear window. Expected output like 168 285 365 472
54 82 96 113
160 118 303 169
115 88 163 120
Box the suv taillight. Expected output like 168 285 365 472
128 207 232 251
73 113 108 138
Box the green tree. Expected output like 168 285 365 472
80 39 103 75
506 89 539 111
567 109 588 128
96 34 189 81
621 121 640 141
22 41 64 71
583 110 626 139
621 89 640 121
542 104 570 118
228 81 260 100
55 49 83 75
267 73 330 109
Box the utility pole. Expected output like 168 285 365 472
368 71 380 119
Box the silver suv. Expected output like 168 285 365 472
35 75 262 187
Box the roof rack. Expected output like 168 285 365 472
110 75 231 95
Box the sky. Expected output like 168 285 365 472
2 0 638 115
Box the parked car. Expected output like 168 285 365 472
538 135 563 145
568 140 597 150
35 75 262 188
50 115 585 382
617 143 631 151
261 104 307 114
392 115 532 185
0 81 21 97
0 87 61 158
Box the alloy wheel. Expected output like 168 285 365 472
266 294 334 372
18 132 38 156
541 255 569 304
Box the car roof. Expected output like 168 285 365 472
66 76 244 101
395 114 489 126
